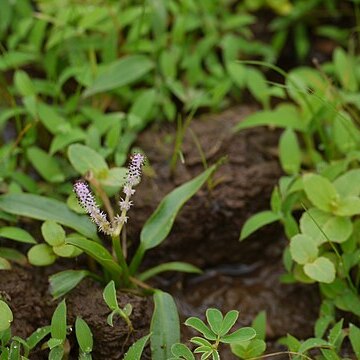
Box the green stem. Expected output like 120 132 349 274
112 235 130 286
129 244 145 275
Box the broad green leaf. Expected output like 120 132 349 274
27 147 65 183
219 310 239 337
0 300 13 332
51 300 67 341
65 237 122 278
99 167 127 188
279 128 301 174
334 196 360 216
53 243 82 258
49 270 90 299
28 244 56 266
240 211 280 241
328 319 344 347
68 144 108 176
123 334 151 360
314 315 333 339
137 262 201 282
42 221 66 247
75 318 93 354
50 129 86 155
84 55 154 97
221 327 256 344
103 280 118 311
335 289 360 316
300 208 353 245
0 227 36 244
151 291 180 360
27 326 51 349
37 102 68 135
320 348 340 360
304 257 335 283
290 234 318 265
141 165 217 250
231 339 266 359
233 104 304 132
184 318 216 340
349 323 360 358
333 169 360 197
206 309 223 335
0 193 98 240
303 174 339 213
227 62 246 88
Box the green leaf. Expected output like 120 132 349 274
231 339 266 359
26 326 51 349
334 47 357 92
75 317 93 354
298 338 330 353
151 291 180 360
240 211 280 241
53 243 82 258
221 327 256 344
334 196 360 216
48 345 64 360
171 343 195 360
28 244 56 266
36 102 67 135
51 300 67 342
141 165 217 250
68 144 108 177
49 270 90 299
304 257 336 283
0 300 13 332
42 221 66 247
333 169 360 198
300 208 353 245
233 104 305 132
279 128 301 175
219 310 239 337
0 193 98 241
246 68 269 107
14 70 36 96
27 147 65 183
303 174 340 213
0 257 11 269
206 309 223 336
0 227 36 244
0 247 27 265
65 237 122 278
251 311 266 341
50 129 86 155
185 318 216 341
84 55 154 97
123 334 151 360
103 280 118 311
349 323 360 358
99 167 127 188
289 234 318 265
137 262 201 282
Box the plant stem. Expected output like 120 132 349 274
111 235 130 287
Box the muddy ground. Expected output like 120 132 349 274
0 106 320 359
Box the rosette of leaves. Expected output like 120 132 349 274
27 220 83 266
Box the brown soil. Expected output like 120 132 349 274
0 106 320 359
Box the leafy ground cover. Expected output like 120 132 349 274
0 0 360 359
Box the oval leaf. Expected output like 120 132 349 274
49 270 90 299
28 244 56 266
304 257 336 283
290 234 318 265
75 317 93 354
124 334 151 360
0 300 13 332
83 55 154 97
